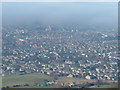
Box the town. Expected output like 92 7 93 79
2 24 118 88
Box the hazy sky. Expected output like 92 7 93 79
2 2 117 27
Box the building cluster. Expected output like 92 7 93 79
2 25 118 83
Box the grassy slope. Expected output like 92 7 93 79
91 84 118 88
2 74 118 88
58 77 118 88
2 73 52 87
58 77 96 84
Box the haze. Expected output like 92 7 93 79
2 2 117 28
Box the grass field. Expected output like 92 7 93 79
57 77 118 88
91 84 118 88
2 74 118 88
57 77 97 84
2 73 53 87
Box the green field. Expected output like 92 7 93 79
92 84 118 88
58 77 97 84
2 73 53 87
2 74 118 88
57 77 118 88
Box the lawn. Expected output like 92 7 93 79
57 77 96 84
2 73 52 87
94 84 118 88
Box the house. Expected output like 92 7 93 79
67 74 73 78
85 75 91 80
